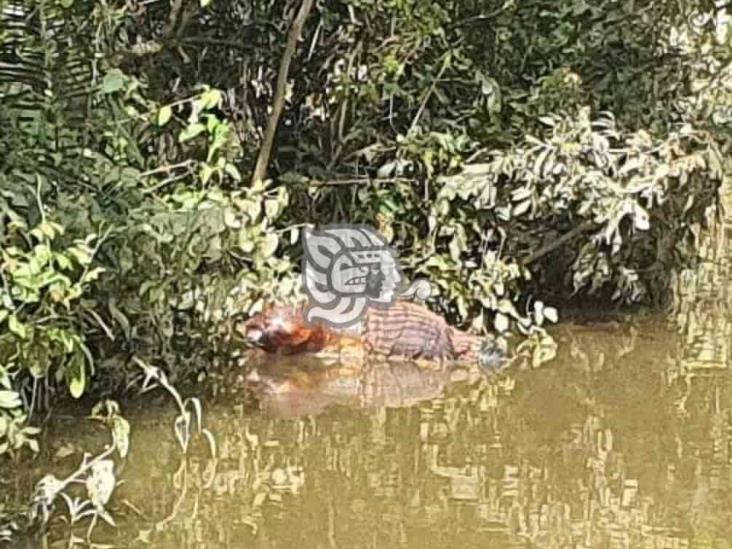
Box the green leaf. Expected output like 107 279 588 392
533 336 558 367
512 199 531 217
633 204 650 231
0 390 21 409
290 228 300 245
102 69 126 94
68 245 93 265
265 199 282 220
83 267 105 284
224 163 242 182
201 89 222 109
179 123 206 143
494 312 509 333
8 315 26 339
449 237 462 262
157 105 173 126
27 438 39 453
240 239 255 253
496 299 519 318
206 115 221 135
260 233 279 258
67 355 86 399
200 0 212 6
56 253 72 270
538 116 555 127
200 163 215 184
543 306 559 323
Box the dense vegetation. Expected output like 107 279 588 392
0 0 729 466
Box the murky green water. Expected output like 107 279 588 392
6 311 732 549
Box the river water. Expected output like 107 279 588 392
4 199 732 548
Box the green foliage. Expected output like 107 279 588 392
432 109 724 308
0 0 296 455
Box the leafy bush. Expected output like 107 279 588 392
0 0 298 455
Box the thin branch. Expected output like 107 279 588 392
140 160 194 177
520 220 595 266
408 48 454 135
178 36 255 49
251 0 315 186
306 177 411 186
162 0 183 38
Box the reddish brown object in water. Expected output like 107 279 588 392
241 300 500 366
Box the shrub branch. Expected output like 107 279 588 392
251 0 315 186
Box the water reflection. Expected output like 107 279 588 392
237 353 486 418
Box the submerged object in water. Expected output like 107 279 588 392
239 300 506 371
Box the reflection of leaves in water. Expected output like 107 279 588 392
86 460 116 523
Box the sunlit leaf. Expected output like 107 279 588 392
201 88 222 109
512 199 531 217
67 356 86 399
8 316 26 339
157 105 173 126
260 233 279 259
224 163 242 182
0 390 21 409
543 306 559 323
633 204 650 231
102 70 126 94
179 123 206 142
494 312 509 333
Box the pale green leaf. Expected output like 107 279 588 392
224 163 242 182
544 306 559 323
179 123 206 143
102 70 126 94
157 105 173 126
260 233 279 259
0 390 21 409
68 357 86 399
8 315 26 339
494 312 509 333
